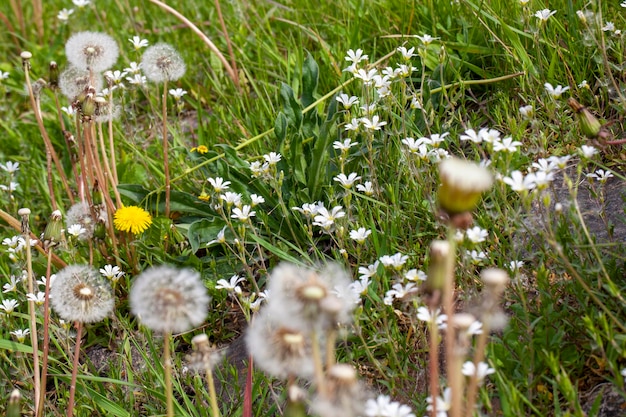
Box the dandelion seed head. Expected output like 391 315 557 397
65 31 119 72
141 43 186 83
50 265 114 323
130 265 210 333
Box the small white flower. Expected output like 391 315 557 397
345 49 368 63
354 68 378 85
313 206 345 230
416 34 438 45
544 82 570 99
426 387 452 416
417 306 447 329
0 299 19 314
62 106 76 116
250 194 265 206
207 177 231 193
532 158 558 174
66 224 86 238
349 227 371 243
333 139 359 151
334 172 361 188
356 181 374 196
460 129 483 143
0 161 19 173
509 260 524 271
519 105 534 119
361 115 387 131
292 201 324 218
57 8 74 21
462 361 495 384
405 269 427 282
206 226 227 247
587 169 614 183
429 132 449 147
129 36 149 50
10 329 30 343
535 9 557 22
219 191 242 207
479 128 501 144
493 137 523 153
621 368 626 377
466 250 488 264
126 74 147 85
231 205 255 221
344 117 361 131
379 252 408 270
26 292 46 305
215 274 245 293
602 22 615 32
358 262 379 280
0 71 9 81
3 275 20 293
580 145 598 158
99 265 125 282
169 88 187 99
72 0 90 7
384 283 418 305
124 62 142 74
465 226 488 244
336 93 359 109
578 80 589 89
503 170 536 192
410 96 423 109
397 46 417 60
263 152 282 165
36 274 56 289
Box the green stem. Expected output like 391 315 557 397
163 332 174 417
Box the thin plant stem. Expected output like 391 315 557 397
162 332 175 417
97 120 122 208
464 323 490 417
310 329 327 397
23 220 41 417
148 0 239 88
23 60 74 205
444 226 459 417
67 321 84 417
162 80 171 219
428 291 441 417
32 0 43 42
37 249 55 417
205 363 221 417
214 0 238 82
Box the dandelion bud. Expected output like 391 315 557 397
18 208 31 234
284 386 308 417
42 210 63 250
422 240 450 296
7 389 21 417
437 157 493 216
480 268 509 298
554 202 563 213
49 61 59 89
81 95 96 119
568 98 601 138
20 51 32 69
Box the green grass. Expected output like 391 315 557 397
0 0 625 416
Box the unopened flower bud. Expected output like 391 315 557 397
568 98 602 138
49 61 59 89
42 210 63 250
81 95 96 118
438 157 493 216
422 240 450 297
7 389 21 417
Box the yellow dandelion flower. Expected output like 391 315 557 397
114 206 152 235
198 192 210 202
194 145 208 154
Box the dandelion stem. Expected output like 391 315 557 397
37 248 55 417
163 331 175 417
443 226 459 417
23 220 41 417
464 322 490 417
23 59 74 205
205 362 221 417
162 80 171 219
428 292 441 417
67 321 84 417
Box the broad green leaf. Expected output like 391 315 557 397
279 82 302 129
301 51 319 108
187 218 225 253
274 111 287 142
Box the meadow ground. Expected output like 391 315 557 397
0 1 625 416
